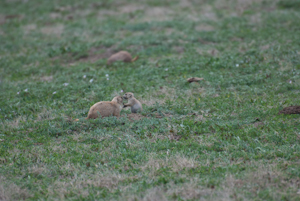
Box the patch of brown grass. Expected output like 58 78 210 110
167 181 215 200
1 116 27 129
139 7 174 22
36 109 57 122
46 172 127 199
23 24 37 35
221 162 300 200
215 0 278 16
77 45 117 63
142 154 199 177
40 24 64 37
0 177 32 201
119 4 144 13
141 87 177 106
40 75 53 82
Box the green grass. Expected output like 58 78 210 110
0 0 300 200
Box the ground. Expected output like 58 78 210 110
0 0 300 200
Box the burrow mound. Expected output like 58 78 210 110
279 106 300 114
122 113 172 121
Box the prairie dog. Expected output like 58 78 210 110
123 92 143 113
107 51 138 65
86 96 123 119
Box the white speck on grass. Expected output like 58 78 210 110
107 78 109 80
236 64 239 67
120 89 123 93
83 75 86 79
289 80 292 84
165 68 168 71
52 91 57 94
24 89 28 92
106 74 109 77
89 79 93 83
17 92 20 94
63 83 69 86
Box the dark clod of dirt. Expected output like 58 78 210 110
279 106 300 114
107 51 138 65
187 77 204 83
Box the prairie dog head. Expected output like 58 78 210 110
112 96 123 105
123 92 134 100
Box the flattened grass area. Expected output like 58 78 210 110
0 0 300 200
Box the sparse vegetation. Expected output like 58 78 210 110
0 0 300 200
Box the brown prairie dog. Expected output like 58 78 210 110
86 96 123 119
107 51 138 65
123 92 143 113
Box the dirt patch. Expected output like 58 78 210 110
119 4 144 13
40 76 53 82
224 162 299 199
196 48 219 57
253 121 264 127
195 24 215 32
122 112 172 121
169 133 182 141
49 12 61 19
0 176 32 200
201 5 218 21
137 7 174 22
40 24 64 37
279 106 300 114
187 77 204 83
78 46 117 63
172 46 185 54
97 10 118 21
23 24 37 34
126 113 145 121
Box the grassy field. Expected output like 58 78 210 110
1 0 300 200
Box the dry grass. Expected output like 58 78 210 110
141 87 178 106
0 177 32 201
221 162 300 200
36 109 57 122
22 24 37 35
46 172 128 199
1 116 27 129
142 154 199 177
166 180 215 200
40 24 64 37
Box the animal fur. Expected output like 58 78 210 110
123 92 143 113
107 51 138 65
86 96 123 119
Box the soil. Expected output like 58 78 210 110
279 106 300 115
126 113 145 121
78 46 117 63
187 77 204 83
123 112 172 121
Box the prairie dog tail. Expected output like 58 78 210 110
131 56 139 62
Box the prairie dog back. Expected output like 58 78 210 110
86 96 123 119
